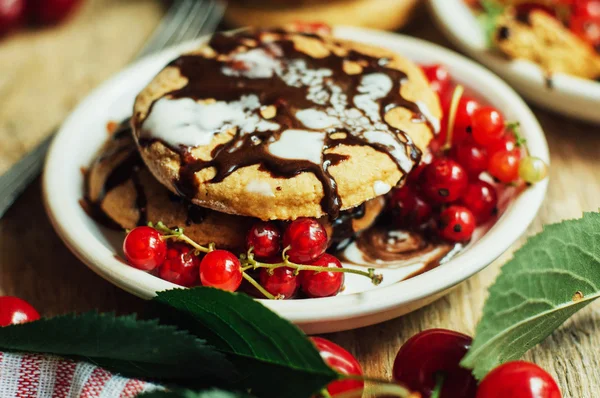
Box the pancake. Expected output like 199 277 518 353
84 120 385 253
132 27 441 221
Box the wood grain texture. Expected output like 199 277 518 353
1 2 600 397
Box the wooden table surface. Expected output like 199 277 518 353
1 1 599 397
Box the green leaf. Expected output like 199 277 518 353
0 312 234 384
153 288 338 398
477 0 505 46
138 389 255 398
462 212 600 379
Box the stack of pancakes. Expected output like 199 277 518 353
84 27 441 253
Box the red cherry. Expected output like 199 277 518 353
459 181 498 224
421 64 452 98
259 267 298 299
487 133 517 156
26 0 82 25
158 243 200 287
246 221 281 259
301 254 344 298
438 206 476 242
0 296 40 327
471 106 505 146
420 159 468 204
311 337 364 397
123 226 167 271
393 329 477 398
489 150 521 183
0 0 25 36
200 250 242 292
476 361 561 398
389 185 432 228
450 140 488 179
283 218 327 264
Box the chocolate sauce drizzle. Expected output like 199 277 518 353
137 29 434 219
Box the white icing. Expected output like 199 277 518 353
141 95 279 148
222 48 282 79
245 180 275 197
416 100 441 134
364 130 413 172
268 129 325 164
373 181 392 196
296 109 340 130
354 73 393 124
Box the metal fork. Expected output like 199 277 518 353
0 0 226 219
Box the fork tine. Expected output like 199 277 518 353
175 0 219 44
165 0 212 46
135 0 196 59
178 0 227 44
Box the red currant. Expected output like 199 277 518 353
26 0 82 25
311 337 364 397
489 150 521 183
570 13 600 48
0 0 25 36
123 226 167 271
393 329 477 398
459 181 498 224
301 254 344 298
389 185 432 228
420 159 468 204
421 64 452 98
471 106 505 146
450 140 488 179
451 95 481 144
259 267 298 299
158 243 200 287
487 133 517 156
439 206 476 242
247 221 281 259
200 250 242 292
283 218 328 264
476 361 561 398
0 296 40 327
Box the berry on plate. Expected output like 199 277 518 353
439 205 476 242
259 267 299 299
158 243 200 287
123 226 167 271
301 254 344 298
420 159 468 204
247 221 281 259
200 250 243 292
283 218 327 264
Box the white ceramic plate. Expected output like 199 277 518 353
43 26 548 334
428 0 600 124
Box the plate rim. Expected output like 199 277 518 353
43 26 549 326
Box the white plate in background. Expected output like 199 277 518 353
429 0 600 124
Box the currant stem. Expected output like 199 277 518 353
242 272 277 300
320 389 333 398
243 253 383 286
152 222 213 253
430 372 445 398
443 84 465 151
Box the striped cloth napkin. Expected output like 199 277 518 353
0 352 162 398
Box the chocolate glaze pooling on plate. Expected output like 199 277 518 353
136 29 438 219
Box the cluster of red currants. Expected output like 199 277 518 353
388 64 547 243
123 218 352 299
313 328 561 398
0 0 81 37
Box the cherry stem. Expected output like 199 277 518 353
242 272 276 300
430 372 445 398
243 248 383 286
320 389 333 398
152 222 214 253
443 84 464 151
